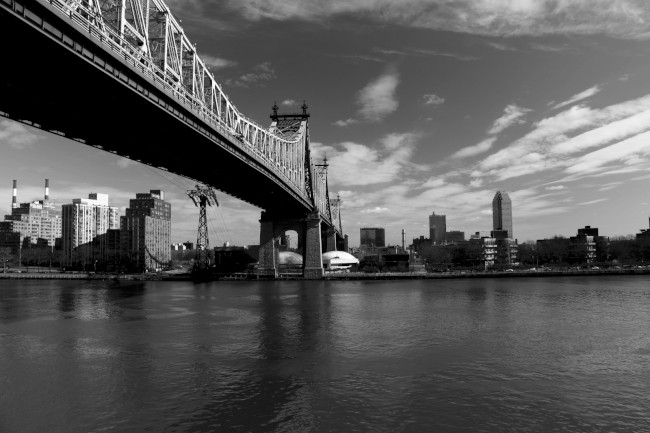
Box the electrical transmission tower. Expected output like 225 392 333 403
187 185 219 273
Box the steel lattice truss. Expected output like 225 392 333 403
187 185 218 270
48 0 329 218
329 194 343 235
313 159 332 224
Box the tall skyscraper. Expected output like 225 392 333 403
360 227 385 247
492 191 513 239
62 193 119 267
429 212 446 244
121 190 171 272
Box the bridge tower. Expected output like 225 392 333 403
187 185 219 274
258 102 330 279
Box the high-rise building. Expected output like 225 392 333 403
446 231 465 244
490 229 518 265
492 191 513 239
429 212 446 244
121 190 171 272
1 179 62 251
360 227 385 247
0 220 30 254
572 226 609 263
62 193 119 267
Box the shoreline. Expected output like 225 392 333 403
323 268 650 280
0 268 649 281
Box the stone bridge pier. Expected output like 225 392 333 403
258 210 325 279
324 228 349 253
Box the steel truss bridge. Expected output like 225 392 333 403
0 0 346 275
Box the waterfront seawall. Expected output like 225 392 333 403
2 268 649 281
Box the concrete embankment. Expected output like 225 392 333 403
0 272 166 280
1 269 649 282
324 269 650 280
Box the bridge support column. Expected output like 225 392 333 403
325 228 337 252
303 211 323 279
258 214 278 278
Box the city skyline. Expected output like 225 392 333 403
3 1 650 245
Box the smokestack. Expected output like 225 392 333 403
12 180 17 209
44 179 49 201
401 229 405 251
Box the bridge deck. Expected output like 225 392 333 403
0 0 317 218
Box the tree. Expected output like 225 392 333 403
609 237 638 266
517 242 536 266
420 245 453 270
0 247 12 273
537 236 570 266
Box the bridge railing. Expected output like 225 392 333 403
38 0 315 203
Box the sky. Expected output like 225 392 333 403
3 0 650 246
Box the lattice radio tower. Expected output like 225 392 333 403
187 185 219 272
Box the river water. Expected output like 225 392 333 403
1 276 649 432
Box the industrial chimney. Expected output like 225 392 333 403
401 229 405 251
44 179 50 201
12 180 17 209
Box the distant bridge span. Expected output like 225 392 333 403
0 0 347 277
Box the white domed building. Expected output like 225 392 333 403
322 251 359 271
276 250 358 272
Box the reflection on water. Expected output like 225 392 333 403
1 276 650 432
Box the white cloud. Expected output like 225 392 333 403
551 85 601 110
356 70 399 122
549 108 650 156
486 41 517 51
421 176 446 188
361 207 390 214
310 132 417 186
412 48 478 61
201 54 237 70
576 198 608 206
598 182 622 192
281 99 298 106
449 104 530 160
488 104 531 135
422 93 445 106
473 93 650 181
0 120 42 149
225 0 650 40
333 118 359 127
566 130 650 175
451 137 496 159
545 185 566 191
226 62 276 87
530 42 570 52
469 178 483 188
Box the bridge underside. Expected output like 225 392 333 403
0 1 311 217
258 211 349 279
